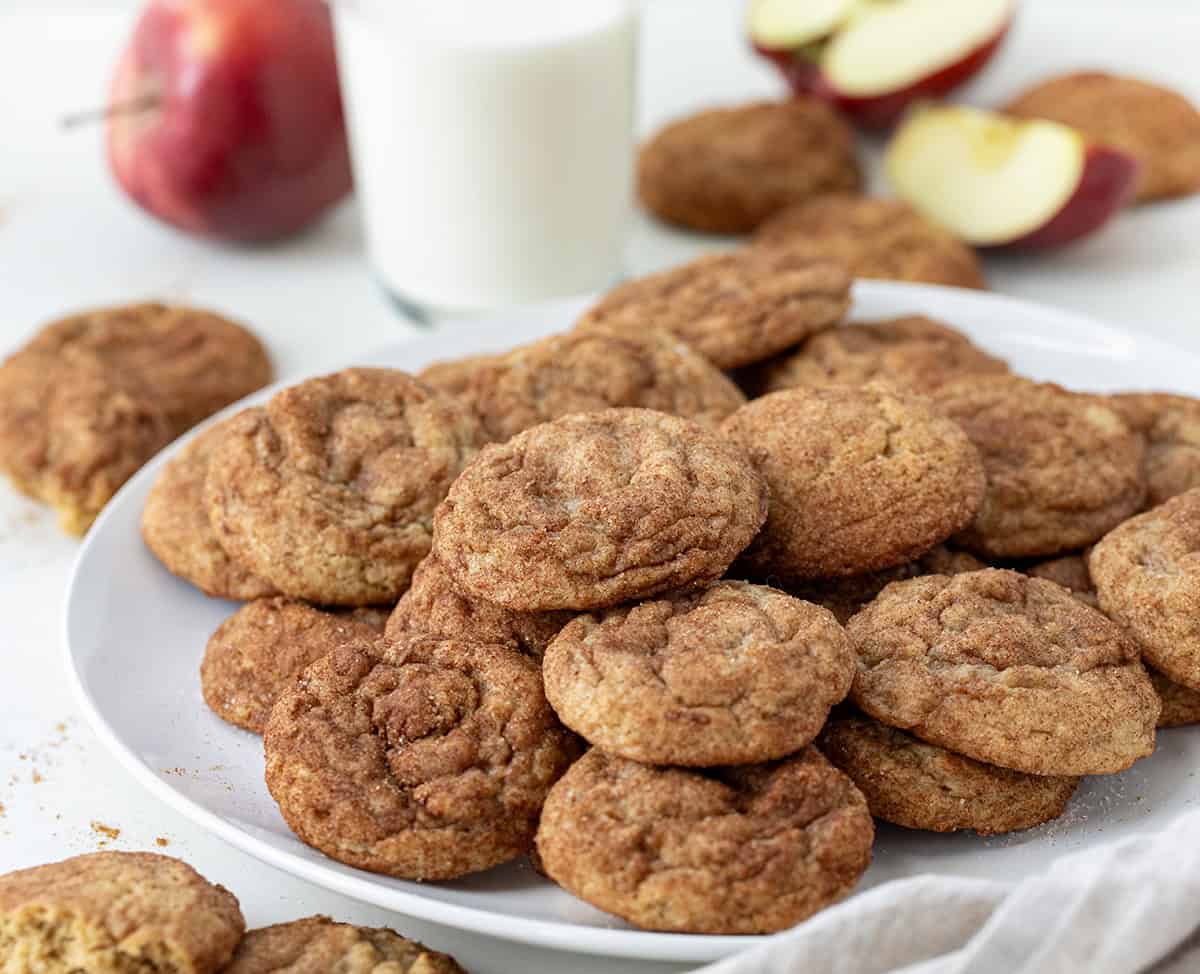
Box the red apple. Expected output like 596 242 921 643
108 0 352 242
884 106 1140 251
749 0 1016 128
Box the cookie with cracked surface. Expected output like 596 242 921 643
934 377 1145 558
721 384 985 580
0 852 244 974
142 411 277 600
847 569 1158 776
752 315 1010 398
543 581 854 766
222 916 464 974
202 597 387 734
385 554 571 659
1109 392 1200 508
637 99 861 234
575 250 850 370
819 714 1078 835
264 633 578 880
535 747 872 934
1006 72 1200 202
433 408 768 611
205 369 484 606
418 328 745 443
754 195 986 289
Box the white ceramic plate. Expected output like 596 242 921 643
65 283 1200 964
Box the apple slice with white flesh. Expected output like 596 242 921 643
749 0 1016 128
884 106 1140 250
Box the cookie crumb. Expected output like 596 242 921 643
31 770 43 784
90 821 121 844
155 837 170 847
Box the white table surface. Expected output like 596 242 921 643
0 3 1197 972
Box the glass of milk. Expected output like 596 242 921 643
333 0 640 319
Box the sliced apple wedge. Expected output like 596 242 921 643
749 0 1016 128
884 106 1140 250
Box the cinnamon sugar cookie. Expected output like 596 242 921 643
1109 392 1200 507
264 634 577 880
638 100 861 233
543 582 854 765
847 569 1159 776
575 250 850 370
755 195 986 289
819 714 1078 835
1025 553 1098 607
721 385 985 580
434 409 768 610
1151 669 1200 728
205 369 484 605
535 748 873 934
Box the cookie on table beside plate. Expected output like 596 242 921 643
819 714 1078 835
201 597 387 735
223 916 464 974
575 250 850 370
543 581 854 766
847 569 1159 776
637 99 861 234
205 368 484 606
1006 72 1200 202
433 408 768 611
0 852 244 974
721 384 985 581
754 195 986 289
1109 392 1200 508
535 748 873 934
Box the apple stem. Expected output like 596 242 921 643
60 95 161 131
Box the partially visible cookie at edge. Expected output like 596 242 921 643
1109 392 1200 508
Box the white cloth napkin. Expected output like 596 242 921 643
695 809 1200 974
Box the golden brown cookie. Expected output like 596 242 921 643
1109 392 1200 508
142 411 277 600
222 916 464 974
434 409 768 611
819 714 1078 835
201 597 387 735
264 634 578 881
543 582 854 765
1151 669 1200 728
752 316 1010 398
535 748 873 934
205 369 484 606
721 384 985 581
934 377 1145 558
418 328 745 443
754 195 986 289
575 250 850 370
1025 553 1098 607
848 569 1159 776
1006 72 1200 202
385 554 571 659
637 100 862 233
0 852 244 974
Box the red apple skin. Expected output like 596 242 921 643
108 0 352 242
990 145 1140 252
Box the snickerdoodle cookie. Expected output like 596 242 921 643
1025 553 1099 607
0 852 244 974
418 328 745 443
385 555 572 659
1151 670 1200 728
934 377 1145 558
434 409 768 611
543 582 854 766
206 369 484 606
201 597 387 734
1109 392 1200 507
847 569 1159 776
1006 72 1200 201
142 411 277 600
637 100 861 233
222 917 464 974
264 634 577 880
753 316 1010 398
535 748 873 934
575 250 850 370
819 714 1078 835
754 195 986 289
721 385 985 581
